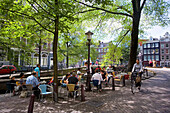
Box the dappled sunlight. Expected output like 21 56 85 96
0 70 170 112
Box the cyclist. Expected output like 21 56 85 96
132 59 143 90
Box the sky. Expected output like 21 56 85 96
146 25 170 39
98 24 170 43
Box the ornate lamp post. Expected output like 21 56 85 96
85 31 93 91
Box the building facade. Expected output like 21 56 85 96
96 41 110 63
142 39 160 66
160 32 170 67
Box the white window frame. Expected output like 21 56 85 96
144 44 146 48
147 43 150 48
148 49 150 54
144 56 147 61
161 44 164 48
155 43 159 47
144 50 146 54
156 55 159 61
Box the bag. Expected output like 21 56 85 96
136 76 141 83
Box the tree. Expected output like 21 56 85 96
0 0 80 102
76 0 169 71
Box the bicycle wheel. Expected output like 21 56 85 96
131 77 136 94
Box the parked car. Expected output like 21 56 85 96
0 65 17 74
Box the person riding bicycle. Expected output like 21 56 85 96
132 59 143 90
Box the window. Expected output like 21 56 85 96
166 56 169 60
152 43 154 48
148 55 151 61
166 49 169 54
162 56 164 60
2 66 8 69
155 43 159 47
144 44 146 48
162 49 164 54
147 44 150 48
148 49 150 54
161 44 164 48
151 55 154 60
41 54 48 66
156 55 159 61
155 49 159 54
104 48 107 52
166 44 169 48
144 56 147 61
33 58 39 65
146 49 148 54
151 49 154 54
9 66 14 69
42 58 47 66
144 50 146 54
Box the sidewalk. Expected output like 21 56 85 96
1 71 168 113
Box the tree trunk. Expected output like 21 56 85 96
39 37 41 66
66 42 69 68
128 0 141 71
53 0 59 102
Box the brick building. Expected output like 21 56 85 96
160 32 170 67
96 41 110 63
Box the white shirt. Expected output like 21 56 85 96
77 70 81 75
132 63 143 72
91 73 103 85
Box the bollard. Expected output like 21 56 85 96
81 85 85 102
146 69 148 77
123 75 125 86
28 94 35 113
112 77 115 91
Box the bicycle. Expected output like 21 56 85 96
131 72 142 94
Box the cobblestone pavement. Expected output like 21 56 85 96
0 69 170 113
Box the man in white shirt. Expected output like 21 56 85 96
91 69 103 91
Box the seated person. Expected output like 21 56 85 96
61 73 70 87
9 75 16 95
77 68 84 75
68 72 79 90
19 72 26 91
107 65 113 82
26 71 40 99
91 69 103 91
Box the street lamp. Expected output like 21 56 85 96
85 31 93 91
